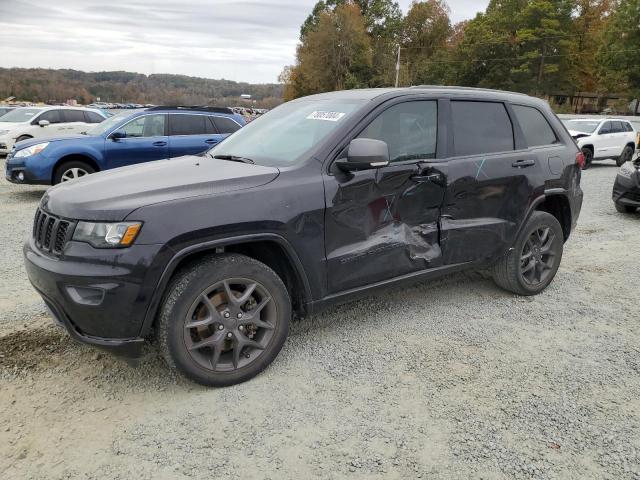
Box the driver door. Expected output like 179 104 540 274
104 114 168 168
323 99 446 293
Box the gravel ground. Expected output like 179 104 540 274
1 160 638 479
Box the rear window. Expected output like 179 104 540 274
512 105 557 147
212 116 241 134
451 101 514 156
169 114 207 136
84 111 105 123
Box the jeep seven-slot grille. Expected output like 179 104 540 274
33 208 74 254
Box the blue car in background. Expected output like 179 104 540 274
5 106 245 185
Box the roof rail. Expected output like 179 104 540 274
146 105 235 114
409 85 530 97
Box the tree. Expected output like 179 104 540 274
283 3 372 96
401 0 452 85
597 0 640 101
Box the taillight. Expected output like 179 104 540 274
575 151 585 169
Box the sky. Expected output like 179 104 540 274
0 0 489 84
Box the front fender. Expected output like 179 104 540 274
137 232 313 338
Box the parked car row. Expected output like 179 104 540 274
5 106 245 184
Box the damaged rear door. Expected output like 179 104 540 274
323 99 446 293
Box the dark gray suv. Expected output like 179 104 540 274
25 87 584 386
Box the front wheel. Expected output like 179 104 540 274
157 254 291 387
617 146 634 167
492 211 564 296
53 160 95 184
15 135 33 143
581 147 593 170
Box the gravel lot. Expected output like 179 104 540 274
1 160 638 479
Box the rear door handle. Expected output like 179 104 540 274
512 159 535 168
152 141 167 147
205 139 219 145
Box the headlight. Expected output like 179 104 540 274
73 221 142 248
618 161 637 179
14 142 49 158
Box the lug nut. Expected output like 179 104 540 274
223 312 230 318
237 313 243 319
227 332 233 338
238 325 244 331
218 325 224 330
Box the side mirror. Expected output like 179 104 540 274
336 138 390 172
38 120 50 127
111 130 126 140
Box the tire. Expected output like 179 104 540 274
615 202 637 214
15 135 33 143
53 160 95 184
581 147 593 170
617 145 634 167
157 253 291 387
492 211 564 296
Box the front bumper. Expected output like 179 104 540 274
24 237 173 358
5 151 52 185
612 172 640 207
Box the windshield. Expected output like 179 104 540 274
0 108 41 123
86 111 132 136
564 120 600 134
209 99 367 166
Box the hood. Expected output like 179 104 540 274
568 130 591 139
15 134 94 150
0 122 27 133
42 156 280 221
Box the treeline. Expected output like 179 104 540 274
280 0 640 109
0 68 283 108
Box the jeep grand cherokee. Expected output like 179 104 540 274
24 87 583 386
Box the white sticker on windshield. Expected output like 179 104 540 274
306 111 346 122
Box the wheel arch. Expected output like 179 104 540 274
52 154 100 183
140 234 313 338
530 193 572 242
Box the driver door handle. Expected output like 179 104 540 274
205 139 219 145
152 141 167 147
512 159 535 168
410 173 441 183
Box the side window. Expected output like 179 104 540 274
168 114 207 136
599 121 612 134
121 114 165 138
84 111 105 124
63 110 87 123
205 116 219 134
612 121 624 133
623 122 633 132
357 101 437 162
35 110 62 124
212 116 242 134
451 101 514 156
512 104 558 147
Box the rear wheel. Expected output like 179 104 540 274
617 145 634 167
581 147 593 170
157 254 291 387
53 160 95 184
615 202 637 214
492 211 564 296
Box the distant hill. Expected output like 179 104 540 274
0 68 283 108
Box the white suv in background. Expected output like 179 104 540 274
0 106 108 155
564 118 637 169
